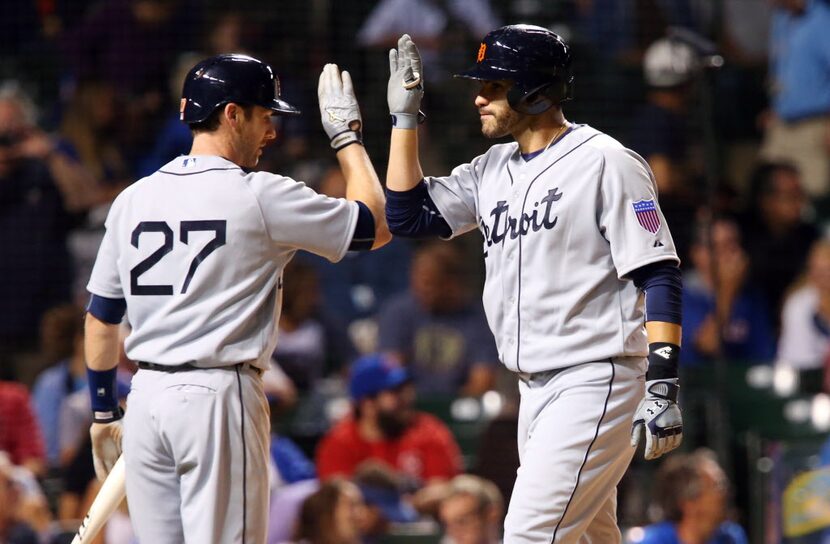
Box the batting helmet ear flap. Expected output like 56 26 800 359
510 86 554 115
507 83 558 115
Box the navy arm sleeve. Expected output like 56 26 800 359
385 181 453 239
348 201 376 251
87 294 126 324
629 260 682 325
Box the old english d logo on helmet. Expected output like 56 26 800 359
455 25 575 114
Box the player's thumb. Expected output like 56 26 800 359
630 421 642 448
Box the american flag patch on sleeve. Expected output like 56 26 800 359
632 199 661 234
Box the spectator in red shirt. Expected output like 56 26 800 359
0 382 45 476
316 354 462 485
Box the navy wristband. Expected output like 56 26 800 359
87 367 123 422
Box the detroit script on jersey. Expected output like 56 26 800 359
423 125 679 373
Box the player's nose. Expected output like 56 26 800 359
474 94 489 108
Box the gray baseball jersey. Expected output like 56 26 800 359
425 125 678 373
87 155 357 370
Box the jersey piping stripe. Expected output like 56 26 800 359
514 134 600 372
158 167 242 177
549 359 615 543
235 366 248 543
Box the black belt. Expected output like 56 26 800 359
137 361 198 372
137 361 263 376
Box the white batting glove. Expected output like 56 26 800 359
388 34 425 129
317 63 362 151
630 378 683 460
90 420 123 481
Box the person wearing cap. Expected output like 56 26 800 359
316 354 462 485
353 461 420 540
628 36 702 264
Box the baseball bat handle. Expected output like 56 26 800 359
71 455 127 544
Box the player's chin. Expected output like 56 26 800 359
480 124 507 139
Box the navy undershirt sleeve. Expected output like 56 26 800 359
385 181 453 239
629 261 682 325
348 201 376 251
87 294 127 325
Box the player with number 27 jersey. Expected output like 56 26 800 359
88 155 357 369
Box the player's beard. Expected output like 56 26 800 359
480 107 523 139
377 410 410 440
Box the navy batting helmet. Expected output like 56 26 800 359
180 54 300 124
455 25 574 115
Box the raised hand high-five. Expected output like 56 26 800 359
318 63 363 150
388 34 425 129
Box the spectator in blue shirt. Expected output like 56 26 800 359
635 449 748 544
681 216 776 365
31 305 86 469
760 0 830 198
378 241 498 397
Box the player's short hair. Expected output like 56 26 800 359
188 102 254 134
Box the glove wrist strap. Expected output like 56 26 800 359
330 129 362 151
391 113 418 129
646 379 679 402
93 405 124 424
391 110 427 129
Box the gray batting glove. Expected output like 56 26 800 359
631 378 683 460
318 63 363 151
90 420 123 481
388 34 425 129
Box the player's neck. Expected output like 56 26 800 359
189 133 241 166
513 111 569 155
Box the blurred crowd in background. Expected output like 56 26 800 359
1 0 830 542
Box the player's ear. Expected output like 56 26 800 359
224 103 242 129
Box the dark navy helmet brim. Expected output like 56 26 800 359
454 63 519 81
271 97 301 115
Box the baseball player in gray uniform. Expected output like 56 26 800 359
83 54 390 543
385 27 684 543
